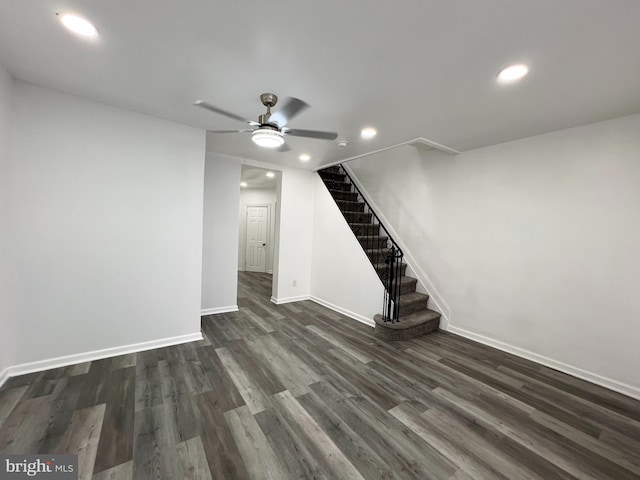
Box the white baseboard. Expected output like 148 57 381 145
270 295 311 305
310 296 375 328
201 305 239 316
448 326 640 401
0 332 203 387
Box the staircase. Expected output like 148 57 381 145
318 165 440 340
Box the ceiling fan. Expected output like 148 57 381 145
194 93 338 150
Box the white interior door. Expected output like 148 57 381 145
245 205 269 272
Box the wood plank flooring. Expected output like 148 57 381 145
1 271 640 479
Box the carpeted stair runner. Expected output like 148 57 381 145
318 166 440 340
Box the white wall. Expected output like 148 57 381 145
348 113 640 397
6 81 205 369
310 176 384 325
0 64 13 379
201 154 241 313
238 188 277 273
271 168 315 303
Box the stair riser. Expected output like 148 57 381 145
376 263 407 278
327 182 352 192
374 317 439 340
379 276 416 294
337 201 365 212
351 224 381 236
366 250 392 262
400 281 417 295
331 191 359 202
399 299 429 316
319 172 345 182
344 211 373 223
357 237 388 249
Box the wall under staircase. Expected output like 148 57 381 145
310 175 383 326
317 166 441 339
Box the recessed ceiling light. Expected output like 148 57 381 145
361 127 377 139
497 64 529 83
58 13 98 37
299 154 311 162
266 172 275 178
240 182 247 187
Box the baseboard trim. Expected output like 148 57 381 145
0 368 9 388
270 295 311 305
447 326 640 401
201 305 239 316
0 332 203 387
310 296 375 328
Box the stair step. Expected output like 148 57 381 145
350 222 381 236
331 191 359 202
337 200 365 212
399 276 418 295
343 211 373 223
376 273 416 295
398 291 429 316
375 262 407 278
357 235 388 248
319 172 346 182
326 182 352 192
373 309 440 340
365 247 391 262
320 166 341 174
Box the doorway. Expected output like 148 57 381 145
238 165 280 301
245 204 270 273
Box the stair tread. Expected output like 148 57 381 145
400 276 417 285
375 262 407 269
364 247 391 253
374 309 440 329
399 291 429 304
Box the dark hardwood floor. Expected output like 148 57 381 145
1 271 640 479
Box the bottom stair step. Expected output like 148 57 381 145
373 309 440 341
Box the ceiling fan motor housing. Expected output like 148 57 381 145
260 93 278 108
259 93 278 125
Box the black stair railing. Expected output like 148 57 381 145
319 164 403 322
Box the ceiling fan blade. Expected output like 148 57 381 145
269 97 309 127
194 100 258 125
207 129 253 134
284 128 338 140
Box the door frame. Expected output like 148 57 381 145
242 202 273 273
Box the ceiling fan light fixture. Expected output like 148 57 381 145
252 128 285 148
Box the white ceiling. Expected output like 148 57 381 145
241 166 278 190
2 1 639 170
